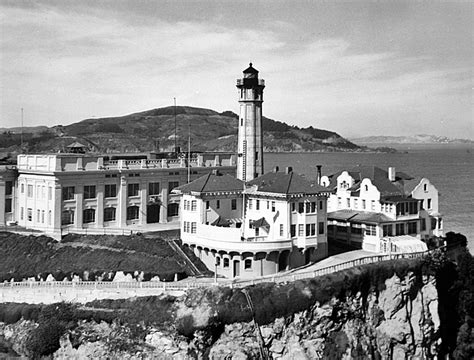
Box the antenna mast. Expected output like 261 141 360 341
174 97 177 153
20 108 24 150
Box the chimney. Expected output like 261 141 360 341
388 167 396 182
316 165 322 185
285 166 293 174
273 166 279 173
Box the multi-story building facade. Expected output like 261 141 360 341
0 163 17 227
321 165 442 253
175 166 330 279
14 152 235 237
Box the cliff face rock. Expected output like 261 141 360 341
207 273 440 359
0 273 442 359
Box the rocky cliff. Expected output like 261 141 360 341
1 251 472 359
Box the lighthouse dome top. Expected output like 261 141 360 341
243 63 259 78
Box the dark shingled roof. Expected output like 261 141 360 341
173 173 244 194
248 171 328 195
243 63 258 74
328 210 393 224
250 217 270 228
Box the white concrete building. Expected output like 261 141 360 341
175 167 330 279
14 152 235 237
321 165 443 253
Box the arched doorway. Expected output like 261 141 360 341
147 204 160 223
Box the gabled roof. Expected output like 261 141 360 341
173 172 244 194
67 141 87 148
327 210 393 224
247 171 328 196
326 165 407 197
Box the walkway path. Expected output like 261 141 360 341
0 250 428 304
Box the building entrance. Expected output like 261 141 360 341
233 260 240 278
147 204 160 224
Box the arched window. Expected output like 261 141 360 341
61 210 74 225
104 207 116 222
127 206 139 220
83 208 96 223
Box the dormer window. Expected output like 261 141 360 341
365 185 368 191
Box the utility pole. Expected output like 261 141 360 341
187 122 191 183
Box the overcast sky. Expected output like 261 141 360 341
1 0 472 138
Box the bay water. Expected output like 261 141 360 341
265 144 473 252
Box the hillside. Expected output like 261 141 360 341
350 134 473 145
0 106 366 154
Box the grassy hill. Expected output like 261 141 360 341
1 106 362 154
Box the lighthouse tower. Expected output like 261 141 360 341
236 63 265 181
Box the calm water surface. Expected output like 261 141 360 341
265 144 474 252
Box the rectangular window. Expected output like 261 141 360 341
216 200 220 209
311 223 316 236
126 206 139 220
191 200 197 211
223 258 229 268
62 186 75 201
319 201 324 210
306 224 311 236
27 208 32 221
365 224 376 236
20 207 24 220
27 185 33 198
298 203 304 214
104 207 116 222
206 201 210 210
298 224 304 236
371 200 376 211
41 210 45 223
128 183 139 197
311 202 316 213
290 224 296 237
362 200 366 209
256 200 260 210
291 202 296 212
244 259 252 270
427 199 432 210
191 222 197 234
383 224 393 237
48 210 51 225
5 181 13 196
421 218 426 231
84 185 96 199
354 199 358 209
271 201 275 212
249 199 252 210
396 223 405 235
338 197 342 207
407 221 417 234
231 199 237 210
280 224 284 236
5 198 12 213
346 198 350 207
168 181 179 193
305 203 311 213
37 209 40 222
148 182 160 195
255 228 259 236
61 210 74 225
83 209 96 223
21 183 24 194
105 184 117 198
431 218 437 230
48 186 52 200
318 222 325 235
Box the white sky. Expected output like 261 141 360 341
1 0 472 138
